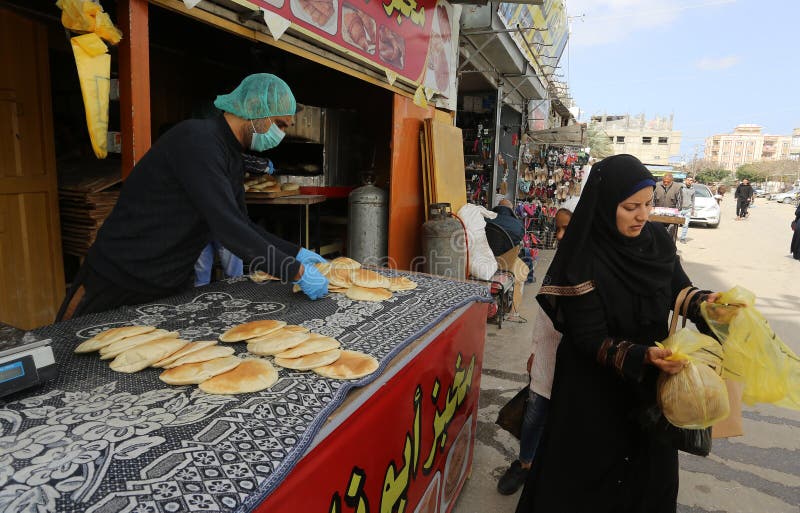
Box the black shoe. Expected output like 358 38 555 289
497 460 529 495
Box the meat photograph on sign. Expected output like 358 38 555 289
291 0 338 34
378 24 405 69
342 4 377 55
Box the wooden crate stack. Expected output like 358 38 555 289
58 165 121 257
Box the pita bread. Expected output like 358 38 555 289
329 286 349 293
346 286 393 302
199 358 278 394
275 349 342 371
330 257 361 270
247 331 311 356
74 326 156 353
389 276 418 292
282 183 300 191
313 350 379 379
159 356 242 385
283 325 310 334
110 338 189 373
220 320 286 342
99 330 179 360
274 336 340 359
350 269 391 289
250 271 280 283
328 268 353 288
164 345 236 368
314 262 332 276
153 341 218 368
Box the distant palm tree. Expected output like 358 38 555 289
585 125 612 158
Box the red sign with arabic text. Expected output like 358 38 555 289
256 302 487 513
250 0 456 92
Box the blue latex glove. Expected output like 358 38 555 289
266 159 275 175
294 265 328 300
296 247 327 266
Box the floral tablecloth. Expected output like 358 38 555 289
0 272 490 513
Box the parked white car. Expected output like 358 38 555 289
770 189 800 203
689 184 721 228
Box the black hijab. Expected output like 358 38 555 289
538 154 677 331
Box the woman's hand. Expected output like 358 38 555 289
645 347 686 375
705 292 722 304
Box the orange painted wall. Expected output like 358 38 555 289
387 94 436 271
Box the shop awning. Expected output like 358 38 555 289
527 124 586 146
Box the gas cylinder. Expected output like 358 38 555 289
348 178 388 265
421 203 467 278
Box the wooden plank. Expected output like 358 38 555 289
428 119 467 215
118 0 152 178
419 129 429 221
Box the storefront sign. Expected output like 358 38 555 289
497 0 568 74
258 304 487 512
248 0 459 105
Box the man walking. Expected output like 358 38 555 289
654 172 681 208
678 177 696 243
735 179 754 220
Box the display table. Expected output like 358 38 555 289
245 194 326 252
0 271 490 513
649 214 685 242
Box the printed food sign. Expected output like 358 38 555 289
250 0 459 105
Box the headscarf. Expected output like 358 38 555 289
538 154 676 331
213 73 296 120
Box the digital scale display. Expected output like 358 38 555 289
0 361 25 384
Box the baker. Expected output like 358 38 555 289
56 74 328 322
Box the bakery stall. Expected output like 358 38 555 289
1 265 490 513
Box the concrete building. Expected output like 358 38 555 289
589 114 682 165
704 125 795 170
791 128 800 161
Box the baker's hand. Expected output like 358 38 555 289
294 264 329 300
705 292 722 304
645 347 686 375
296 247 327 266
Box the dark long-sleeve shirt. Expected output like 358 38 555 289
735 184 754 201
88 115 301 296
487 205 525 246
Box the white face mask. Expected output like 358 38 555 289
250 119 285 152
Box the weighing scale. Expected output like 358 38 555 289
0 334 57 398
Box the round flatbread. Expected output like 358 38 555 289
100 330 179 360
74 325 156 353
315 262 332 276
159 356 242 385
153 341 218 368
282 183 300 191
313 350 379 380
110 338 189 373
165 345 236 368
248 331 311 356
250 271 280 283
274 336 340 359
350 269 391 289
330 257 361 270
328 268 353 288
283 325 310 334
275 349 342 371
346 286 393 302
388 276 418 292
199 358 278 395
220 320 286 342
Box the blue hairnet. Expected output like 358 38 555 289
213 73 296 119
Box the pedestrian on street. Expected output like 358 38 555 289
790 203 800 260
654 173 681 209
515 154 719 513
497 207 572 495
735 179 754 220
677 177 696 243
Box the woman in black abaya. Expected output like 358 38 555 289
790 204 800 260
516 155 719 513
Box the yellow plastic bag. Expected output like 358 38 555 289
71 33 111 159
701 285 800 409
656 329 730 429
56 0 122 44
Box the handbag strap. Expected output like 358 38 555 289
680 288 702 329
669 286 693 336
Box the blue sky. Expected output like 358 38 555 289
563 0 799 161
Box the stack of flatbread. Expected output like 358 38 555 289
245 176 280 193
300 257 417 301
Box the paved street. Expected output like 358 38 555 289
453 197 800 513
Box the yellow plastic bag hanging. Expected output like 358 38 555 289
56 0 122 159
656 329 730 429
701 285 800 409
